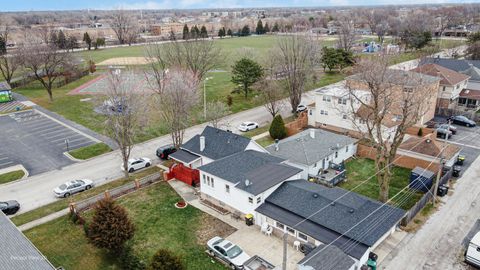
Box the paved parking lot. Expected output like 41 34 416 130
0 109 100 175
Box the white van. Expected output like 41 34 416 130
466 231 480 268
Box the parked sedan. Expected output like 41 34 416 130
0 200 20 215
54 179 94 198
122 157 151 173
448 115 476 127
238 122 259 132
156 144 177 160
207 236 251 269
437 123 457 134
436 127 452 139
296 104 307 113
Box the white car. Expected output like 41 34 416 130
207 236 251 269
122 157 152 173
296 104 307 112
54 179 94 198
238 121 259 132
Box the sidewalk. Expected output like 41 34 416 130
18 208 69 232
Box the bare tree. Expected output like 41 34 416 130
102 69 150 178
336 13 357 52
146 39 220 81
269 35 318 113
111 9 139 45
258 79 286 118
345 56 436 202
0 54 22 85
361 9 390 44
21 44 73 101
435 7 462 39
205 101 230 128
147 68 199 148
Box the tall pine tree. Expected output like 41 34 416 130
200 25 208 38
256 20 264 35
182 24 189 40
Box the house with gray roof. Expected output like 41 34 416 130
169 126 266 168
0 212 56 270
255 180 405 269
198 150 302 217
298 244 355 270
266 128 357 184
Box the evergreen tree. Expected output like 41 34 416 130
83 32 92 50
218 28 225 38
269 115 287 140
200 25 208 38
169 30 176 41
94 37 105 49
182 24 189 40
264 23 270 33
148 249 184 270
67 36 78 51
231 57 264 98
57 30 67 49
241 25 250 36
0 36 6 55
256 20 264 35
227 28 233 37
88 198 135 254
272 22 280 32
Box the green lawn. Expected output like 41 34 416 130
255 136 275 147
11 166 161 226
25 182 230 270
340 158 423 210
68 143 112 160
0 170 25 184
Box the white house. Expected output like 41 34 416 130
198 150 302 218
255 180 405 269
265 128 357 182
169 126 266 169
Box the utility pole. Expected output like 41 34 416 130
433 120 450 207
282 233 288 270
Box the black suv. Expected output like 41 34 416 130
156 144 176 160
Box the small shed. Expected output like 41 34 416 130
0 81 13 103
409 167 435 192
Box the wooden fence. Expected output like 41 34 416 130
70 171 162 213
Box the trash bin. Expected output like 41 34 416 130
452 166 461 177
456 155 465 166
367 258 377 270
245 214 254 226
438 185 448 197
368 252 378 262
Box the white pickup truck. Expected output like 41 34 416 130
466 231 480 268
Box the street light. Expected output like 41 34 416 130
203 77 213 119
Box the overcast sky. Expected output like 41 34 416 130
1 0 477 11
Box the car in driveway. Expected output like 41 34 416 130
437 123 457 134
207 236 251 269
296 104 307 113
238 122 259 132
0 200 20 215
156 144 177 160
436 127 452 139
448 115 476 127
122 157 151 173
54 179 94 198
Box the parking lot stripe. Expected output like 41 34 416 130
47 131 78 139
65 141 94 150
51 134 84 143
0 161 13 167
21 119 51 128
57 137 91 146
40 128 73 136
0 157 9 161
30 125 64 133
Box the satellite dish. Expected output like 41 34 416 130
245 179 250 186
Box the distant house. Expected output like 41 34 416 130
169 126 266 168
0 212 56 270
399 133 461 167
255 180 405 269
265 128 357 185
412 63 470 114
198 150 302 217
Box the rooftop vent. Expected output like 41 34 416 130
349 209 354 214
330 202 335 206
200 136 206 151
312 193 319 198
245 179 251 186
426 139 432 143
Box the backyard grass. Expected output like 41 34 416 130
11 166 161 226
242 115 295 138
255 136 275 147
0 170 25 184
68 143 112 160
25 182 231 270
340 158 423 210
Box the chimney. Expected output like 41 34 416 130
275 139 280 151
310 129 315 139
199 136 205 151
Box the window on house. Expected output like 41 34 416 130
202 174 206 184
338 98 347 105
360 119 367 124
403 87 413 93
211 177 214 188
442 86 446 92
256 197 261 204
225 184 230 193
342 114 347 120
313 162 317 168
248 197 253 204
207 176 210 186
335 151 338 158
456 84 460 89
276 222 285 230
298 232 308 241
346 145 349 152
324 110 328 115
286 226 295 235
309 109 313 116
322 95 331 102
320 110 324 115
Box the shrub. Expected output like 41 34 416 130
87 198 135 254
226 95 233 107
417 128 423 137
148 249 184 270
269 114 287 140
121 244 147 270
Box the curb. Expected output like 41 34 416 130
0 164 29 185
63 152 85 163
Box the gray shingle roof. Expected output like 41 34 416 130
256 180 405 254
169 149 200 164
420 58 480 73
181 126 252 160
0 212 56 270
266 129 357 166
199 150 301 195
298 244 355 270
348 69 440 86
461 65 480 82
